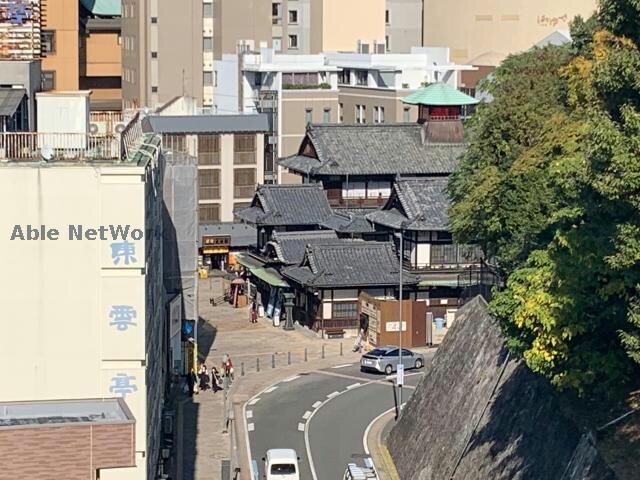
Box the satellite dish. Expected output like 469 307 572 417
41 145 53 162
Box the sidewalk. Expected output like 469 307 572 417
177 277 362 480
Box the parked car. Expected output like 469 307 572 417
360 346 424 375
262 448 300 480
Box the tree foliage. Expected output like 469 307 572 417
449 0 640 396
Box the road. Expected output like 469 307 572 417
245 356 432 480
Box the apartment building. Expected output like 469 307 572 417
422 0 596 66
215 48 340 183
0 112 167 480
385 0 423 53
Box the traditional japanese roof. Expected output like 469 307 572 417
283 241 418 288
199 223 256 248
278 124 466 176
266 230 338 265
401 82 479 106
321 211 375 234
236 184 333 226
367 177 450 231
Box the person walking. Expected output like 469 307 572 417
211 366 222 393
251 306 258 323
222 354 234 383
199 364 209 391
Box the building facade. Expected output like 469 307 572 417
385 0 423 53
0 131 167 480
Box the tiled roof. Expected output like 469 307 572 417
236 184 333 226
401 82 479 106
321 211 375 233
283 241 418 288
266 230 338 264
278 124 466 176
198 223 256 248
367 177 450 231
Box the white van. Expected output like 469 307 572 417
262 449 300 480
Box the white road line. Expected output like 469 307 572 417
362 406 397 457
248 423 255 432
298 422 306 432
264 386 279 393
346 382 361 390
282 375 301 382
302 410 312 420
312 401 322 409
248 397 261 406
331 363 353 369
246 410 253 419
385 371 423 380
327 391 341 399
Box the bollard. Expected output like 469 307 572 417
288 351 291 365
340 342 343 356
304 348 308 362
241 362 245 376
322 344 325 359
256 357 260 372
272 354 276 369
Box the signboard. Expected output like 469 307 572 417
397 364 404 386
202 235 230 254
385 321 407 332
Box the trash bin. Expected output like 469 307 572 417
435 318 444 330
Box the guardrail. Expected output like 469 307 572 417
0 132 120 161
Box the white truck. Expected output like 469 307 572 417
262 449 300 480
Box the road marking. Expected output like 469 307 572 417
246 410 253 419
248 397 260 406
327 391 341 399
264 386 279 393
298 422 305 432
312 401 322 409
302 410 312 420
346 382 361 390
247 423 255 432
331 363 353 369
283 375 301 382
385 372 422 380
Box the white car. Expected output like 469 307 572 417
262 449 300 480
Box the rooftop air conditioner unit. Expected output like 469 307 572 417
114 121 127 134
89 122 107 135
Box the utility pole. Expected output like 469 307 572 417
398 226 404 413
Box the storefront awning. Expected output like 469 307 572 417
250 267 290 288
235 252 265 269
0 88 25 117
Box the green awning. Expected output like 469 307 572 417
402 83 479 106
235 252 265 270
250 267 290 288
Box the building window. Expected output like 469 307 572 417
198 134 220 165
288 34 298 49
333 301 358 319
289 10 298 24
198 169 221 200
339 103 343 123
163 134 187 153
151 86 158 93
355 70 368 86
338 69 351 85
41 71 55 91
203 36 213 51
356 105 366 124
403 107 410 122
323 108 331 123
199 204 220 223
273 37 282 52
385 35 390 52
203 71 213 86
374 106 385 123
203 3 213 17
151 16 157 24
385 10 390 24
305 108 313 124
151 51 157 58
234 168 256 198
272 2 281 24
282 72 319 87
234 134 256 164
41 30 55 54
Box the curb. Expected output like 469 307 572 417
366 409 401 480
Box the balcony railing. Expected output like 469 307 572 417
402 244 484 271
328 196 387 208
0 132 120 161
234 151 256 165
234 185 256 199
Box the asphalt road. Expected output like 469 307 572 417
246 357 430 480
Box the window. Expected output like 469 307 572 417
151 86 158 93
305 108 313 124
199 204 220 223
282 72 318 87
41 71 55 91
151 51 157 58
273 37 282 52
355 105 366 124
374 106 385 124
234 168 256 198
339 103 343 123
333 302 358 319
288 34 298 49
203 3 213 17
323 108 331 123
385 35 390 52
288 10 298 23
41 30 55 54
203 71 213 86
355 70 368 86
163 134 187 153
203 36 213 51
198 134 220 165
385 9 390 24
234 134 256 164
198 170 221 200
338 69 351 85
151 16 157 24
403 107 410 122
272 2 281 23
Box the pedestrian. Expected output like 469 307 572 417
199 364 209 391
251 306 258 324
211 366 222 393
222 354 234 383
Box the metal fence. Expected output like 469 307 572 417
0 132 120 161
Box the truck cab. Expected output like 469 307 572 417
262 449 300 480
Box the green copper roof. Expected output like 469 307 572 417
402 83 479 106
80 0 121 16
